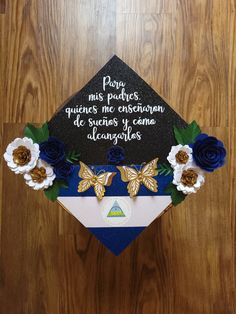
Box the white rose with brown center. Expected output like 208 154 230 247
24 159 55 190
167 144 193 169
172 163 205 194
4 137 40 174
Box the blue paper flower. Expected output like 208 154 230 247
107 146 125 165
53 160 74 180
192 133 226 172
39 137 65 166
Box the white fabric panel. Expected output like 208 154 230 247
58 195 171 228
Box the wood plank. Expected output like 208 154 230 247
0 0 5 14
0 1 5 252
116 0 176 14
1 0 62 122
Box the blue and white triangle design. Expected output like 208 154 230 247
58 165 172 255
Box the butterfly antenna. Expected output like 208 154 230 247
90 166 96 175
130 164 139 172
97 169 105 176
139 162 146 171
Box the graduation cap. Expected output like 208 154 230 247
50 56 186 255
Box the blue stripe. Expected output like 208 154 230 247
88 226 145 255
59 165 172 197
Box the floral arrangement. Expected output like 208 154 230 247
3 123 80 201
160 121 226 205
4 120 226 205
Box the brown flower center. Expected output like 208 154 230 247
30 167 47 183
181 169 198 187
175 150 189 164
13 145 31 166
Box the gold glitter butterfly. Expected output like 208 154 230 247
78 161 116 200
117 158 158 197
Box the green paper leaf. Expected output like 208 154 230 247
174 120 201 145
23 122 49 144
58 180 69 189
158 163 173 176
44 180 68 202
165 183 186 206
66 150 80 163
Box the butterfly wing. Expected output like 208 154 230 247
141 158 158 177
127 179 140 197
141 158 158 193
78 161 94 193
142 177 158 193
78 161 94 180
97 172 116 186
117 166 140 197
94 183 106 200
117 166 138 182
78 179 92 193
94 172 116 200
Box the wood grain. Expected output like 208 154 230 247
0 1 236 313
0 0 5 14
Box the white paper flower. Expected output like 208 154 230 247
172 163 205 195
167 144 193 169
4 137 40 174
24 159 56 190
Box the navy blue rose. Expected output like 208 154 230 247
192 133 226 172
39 137 65 166
107 146 125 165
54 160 74 180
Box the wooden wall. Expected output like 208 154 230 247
0 1 235 313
